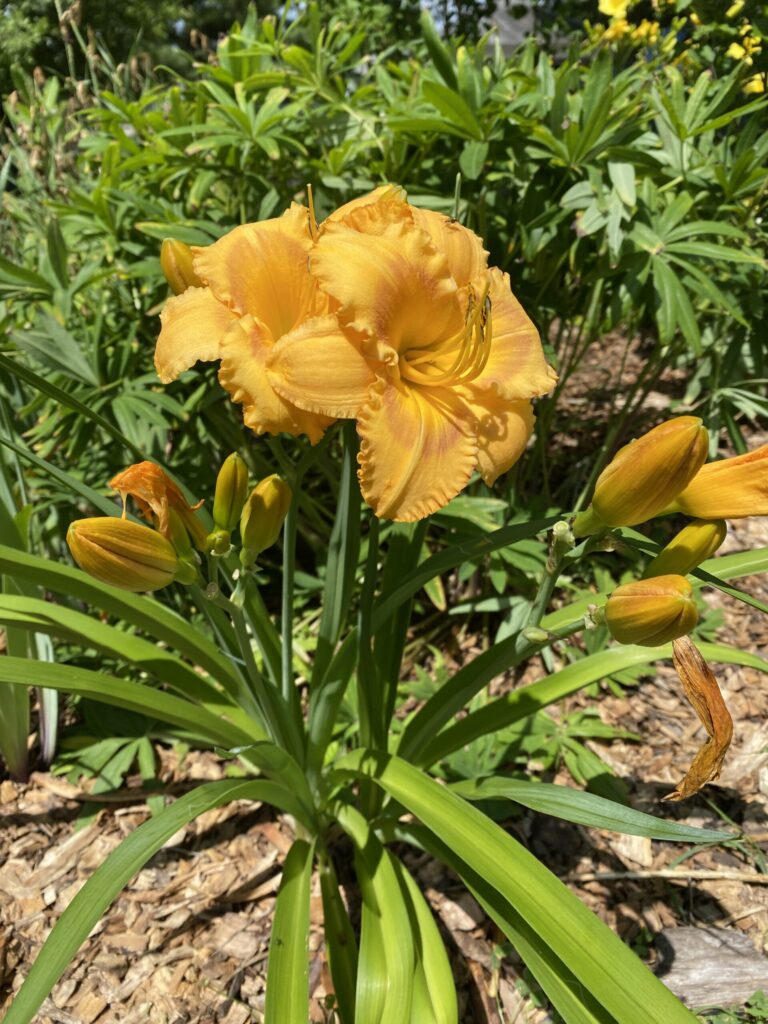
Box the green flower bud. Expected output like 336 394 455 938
240 475 292 566
213 453 249 532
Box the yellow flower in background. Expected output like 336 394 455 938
667 443 768 519
727 41 747 59
266 194 556 521
726 0 745 16
67 517 180 592
573 416 708 535
604 575 699 646
632 19 659 45
602 18 630 40
110 461 208 551
599 0 629 17
744 73 766 93
240 474 293 565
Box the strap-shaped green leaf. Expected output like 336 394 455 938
391 821 615 1024
451 778 732 843
318 850 358 1024
265 839 316 1024
0 545 241 690
0 657 252 748
336 802 414 1024
3 779 300 1024
339 752 698 1024
391 857 458 1024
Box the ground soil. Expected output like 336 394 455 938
1 353 767 1023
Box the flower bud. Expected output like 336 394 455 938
160 238 204 295
213 453 249 532
67 517 179 592
573 417 708 536
644 519 727 578
605 574 698 646
240 475 292 565
668 443 768 519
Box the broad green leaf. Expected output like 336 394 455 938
228 742 316 828
0 657 251 748
2 780 299 1024
336 802 414 1024
265 839 315 1024
451 778 732 843
339 752 697 1024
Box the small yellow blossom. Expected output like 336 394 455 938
599 0 629 17
632 19 660 44
744 73 766 93
727 42 747 60
726 0 745 16
603 17 630 41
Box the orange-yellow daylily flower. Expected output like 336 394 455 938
668 443 768 519
110 461 207 551
155 203 336 443
266 196 556 521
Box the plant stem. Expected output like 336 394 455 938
515 522 573 655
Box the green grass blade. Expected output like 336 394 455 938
0 657 252 748
451 778 733 843
336 802 414 1024
264 839 316 1024
3 779 296 1024
339 752 698 1024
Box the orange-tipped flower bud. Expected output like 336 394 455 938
573 417 708 536
644 519 727 578
160 238 204 295
605 574 698 646
240 475 292 565
67 517 179 592
213 453 249 533
668 444 768 519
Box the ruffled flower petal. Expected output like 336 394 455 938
312 219 463 356
219 317 332 444
323 185 410 236
410 208 488 288
155 287 236 384
357 379 478 521
267 318 376 418
193 204 318 338
472 268 557 400
462 388 534 486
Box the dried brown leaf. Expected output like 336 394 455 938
664 637 734 801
